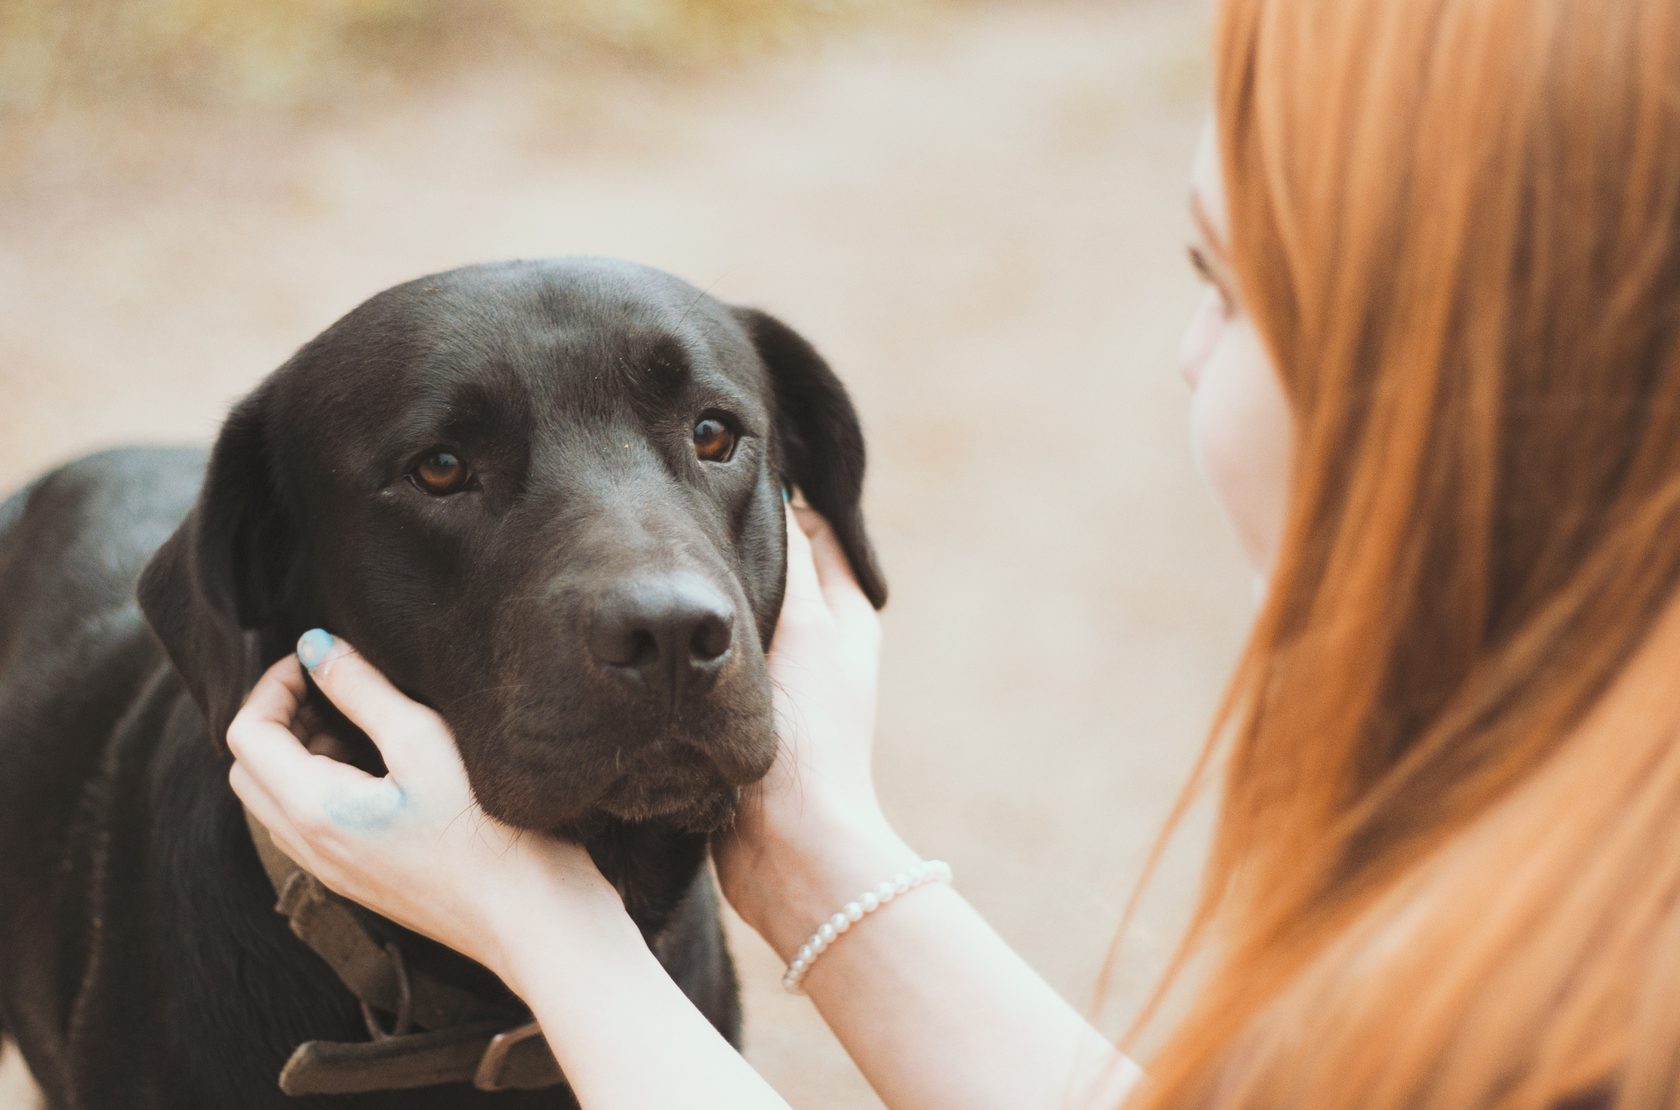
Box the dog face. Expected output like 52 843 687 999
139 258 885 833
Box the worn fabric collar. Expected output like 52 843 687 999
241 807 567 1096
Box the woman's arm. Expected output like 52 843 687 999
227 504 1144 1109
490 894 790 1110
732 805 1143 1110
714 508 1143 1110
228 649 791 1110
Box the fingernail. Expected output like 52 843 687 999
781 484 793 505
297 628 337 672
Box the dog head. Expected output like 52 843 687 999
138 258 885 833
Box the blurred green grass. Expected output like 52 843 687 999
0 0 923 114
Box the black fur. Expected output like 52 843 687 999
0 258 883 1107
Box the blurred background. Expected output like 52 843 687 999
0 0 1246 1105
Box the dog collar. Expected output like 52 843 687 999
240 806 566 1096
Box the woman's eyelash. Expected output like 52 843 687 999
1187 245 1204 279
1188 246 1217 285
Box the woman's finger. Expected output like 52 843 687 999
781 504 827 616
229 760 310 862
792 505 876 625
229 715 382 817
293 630 432 775
228 663 386 814
226 659 330 783
232 655 310 741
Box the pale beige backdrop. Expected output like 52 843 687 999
0 2 1250 1106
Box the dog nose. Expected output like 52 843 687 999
586 573 735 702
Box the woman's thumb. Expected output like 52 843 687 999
295 629 429 770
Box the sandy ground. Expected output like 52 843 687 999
0 2 1253 1105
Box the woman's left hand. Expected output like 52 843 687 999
226 631 628 983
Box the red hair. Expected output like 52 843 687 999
1120 0 1680 1104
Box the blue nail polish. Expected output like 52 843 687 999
781 484 793 504
297 628 335 671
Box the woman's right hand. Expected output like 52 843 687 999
714 507 1142 1110
713 504 919 958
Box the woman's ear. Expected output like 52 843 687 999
733 306 887 609
137 386 294 748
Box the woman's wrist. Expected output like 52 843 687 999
729 792 924 961
479 848 641 992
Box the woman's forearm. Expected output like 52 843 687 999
489 819 1143 1110
491 881 792 1110
739 807 1144 1110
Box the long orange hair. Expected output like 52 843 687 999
1120 0 1680 1105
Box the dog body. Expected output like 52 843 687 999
0 259 884 1107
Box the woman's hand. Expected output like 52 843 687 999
713 505 920 959
755 503 885 808
226 635 629 984
231 639 796 1110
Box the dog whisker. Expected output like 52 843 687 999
443 683 531 707
674 269 732 328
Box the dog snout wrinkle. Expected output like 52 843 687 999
586 572 735 706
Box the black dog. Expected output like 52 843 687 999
0 258 886 1108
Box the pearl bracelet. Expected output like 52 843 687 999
781 859 954 993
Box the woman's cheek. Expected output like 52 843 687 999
1178 289 1224 387
1187 319 1294 576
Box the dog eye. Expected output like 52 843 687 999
410 450 474 495
692 417 737 463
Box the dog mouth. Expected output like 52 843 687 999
459 689 777 835
592 744 741 830
597 777 739 830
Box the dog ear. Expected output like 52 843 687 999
734 307 887 609
138 387 293 749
